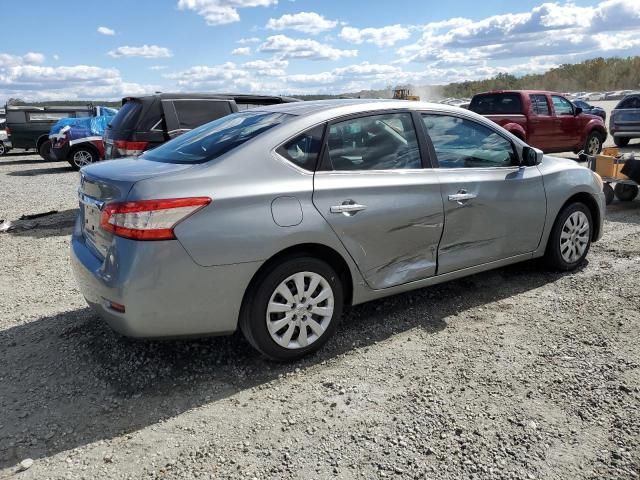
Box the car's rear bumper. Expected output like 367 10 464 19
70 218 261 338
612 131 640 137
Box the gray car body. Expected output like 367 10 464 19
70 100 605 338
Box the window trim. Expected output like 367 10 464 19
318 109 430 173
418 111 522 170
272 122 328 173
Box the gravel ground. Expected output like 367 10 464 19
1 151 639 480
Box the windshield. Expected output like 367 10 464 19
143 111 293 164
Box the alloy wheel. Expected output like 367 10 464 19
266 271 334 350
560 211 590 263
587 135 601 155
72 150 94 168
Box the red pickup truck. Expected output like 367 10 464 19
468 90 607 155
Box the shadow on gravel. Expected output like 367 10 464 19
0 261 562 468
605 200 640 224
0 157 50 165
1 209 78 238
7 165 73 176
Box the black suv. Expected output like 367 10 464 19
5 105 93 159
103 93 299 159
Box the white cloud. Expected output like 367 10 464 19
0 54 156 103
258 35 357 60
149 65 168 70
398 0 640 65
340 25 411 47
53 54 60 61
97 26 116 36
108 45 173 58
266 12 338 34
237 37 261 44
177 0 276 26
0 52 45 68
231 47 251 56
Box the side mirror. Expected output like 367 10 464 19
575 106 583 116
522 146 543 166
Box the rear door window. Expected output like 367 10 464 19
27 112 71 121
530 95 551 115
143 111 293 164
325 113 421 171
469 94 522 115
172 100 233 130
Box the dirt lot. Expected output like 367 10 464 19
1 151 639 480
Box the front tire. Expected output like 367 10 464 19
0 141 5 156
614 137 630 148
38 140 53 160
545 202 592 271
68 147 97 170
240 256 343 361
584 131 603 156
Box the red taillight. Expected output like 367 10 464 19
114 140 148 156
5 127 10 135
100 197 211 241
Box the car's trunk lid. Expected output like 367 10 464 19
78 158 193 258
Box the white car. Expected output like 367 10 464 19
0 121 11 156
586 92 606 101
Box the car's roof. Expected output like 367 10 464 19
256 98 466 117
6 105 92 111
122 93 300 103
474 90 565 96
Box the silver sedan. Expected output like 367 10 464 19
71 100 605 360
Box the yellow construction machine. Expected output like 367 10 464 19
392 88 420 101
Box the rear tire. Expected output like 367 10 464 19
38 140 53 161
68 147 98 170
545 202 592 271
614 183 639 202
0 141 5 156
603 183 614 205
240 256 343 361
614 137 630 147
584 131 603 156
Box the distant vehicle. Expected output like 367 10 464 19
0 119 11 156
103 93 300 160
392 89 420 101
4 105 94 159
71 99 605 360
49 106 118 170
572 100 606 121
585 92 606 101
468 90 607 155
609 94 640 147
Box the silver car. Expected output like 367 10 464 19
71 100 605 361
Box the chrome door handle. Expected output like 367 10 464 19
448 191 477 204
330 202 367 215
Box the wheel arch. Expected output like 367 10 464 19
36 134 50 149
559 192 601 241
242 243 354 310
69 141 100 158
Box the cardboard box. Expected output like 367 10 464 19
601 147 620 157
593 154 627 179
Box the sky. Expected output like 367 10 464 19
1 0 639 103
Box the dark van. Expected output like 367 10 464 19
103 93 299 159
5 105 93 159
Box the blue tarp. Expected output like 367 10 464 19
49 107 116 138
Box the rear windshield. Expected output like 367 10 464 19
616 96 640 109
142 111 293 164
109 100 142 131
469 94 523 115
